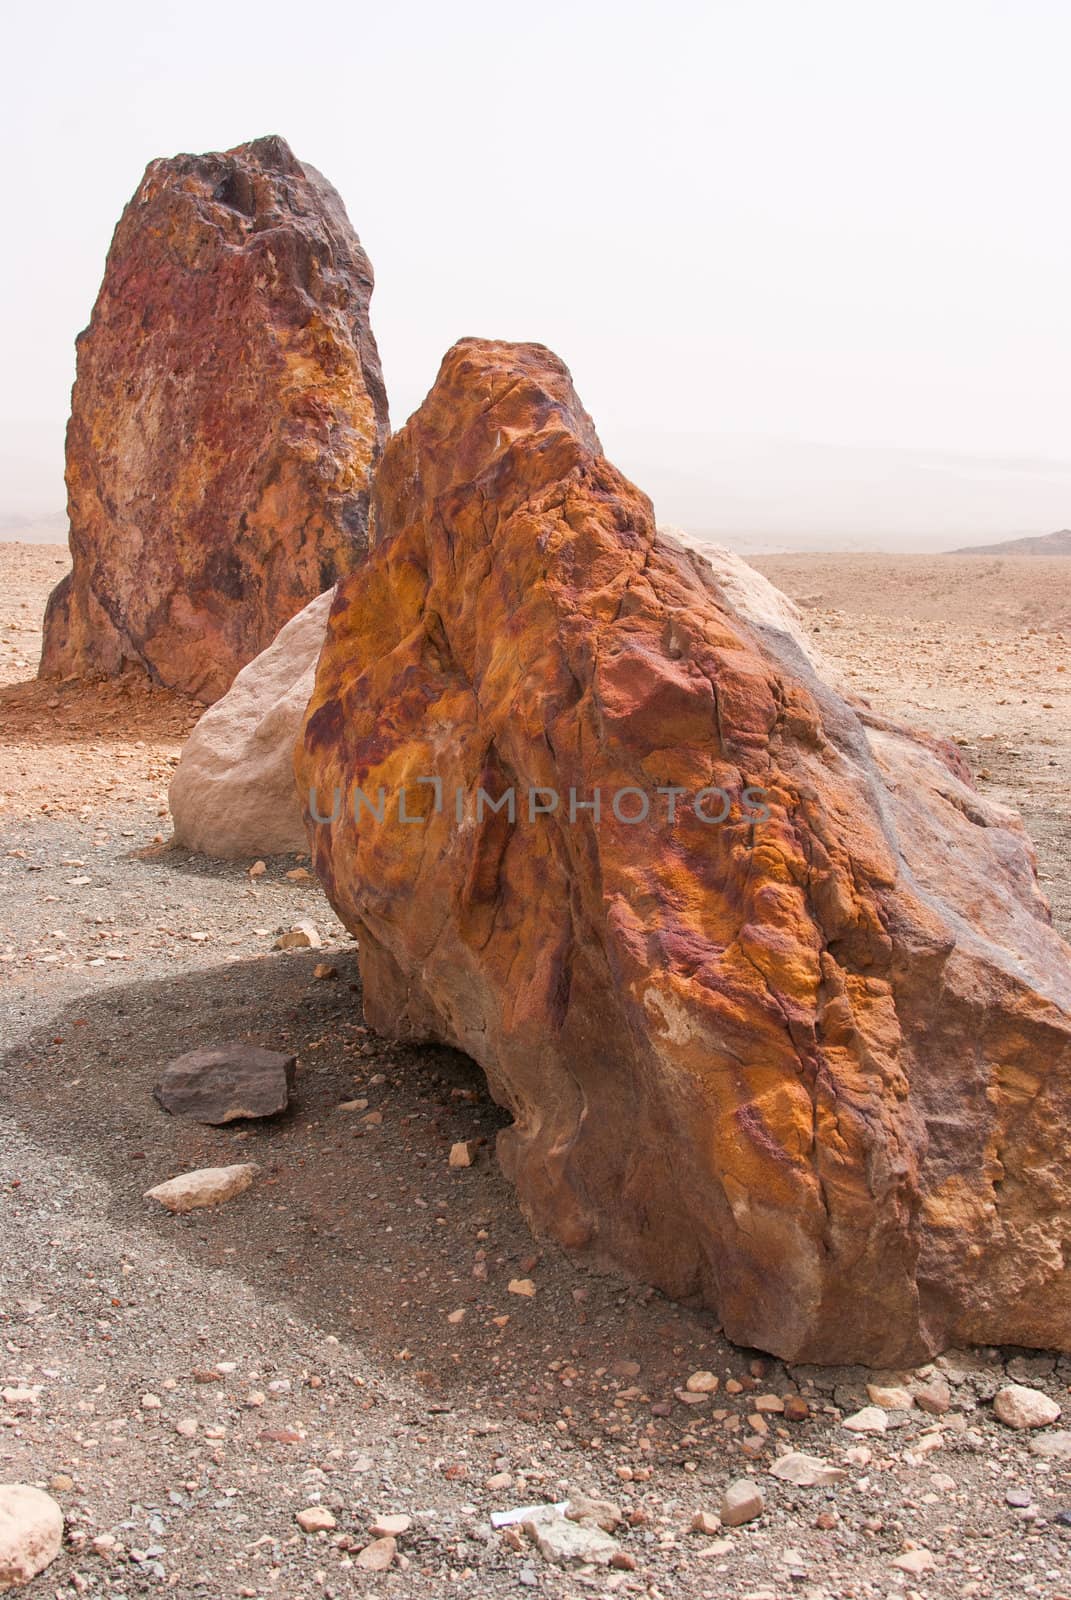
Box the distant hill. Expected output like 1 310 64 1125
951 528 1071 556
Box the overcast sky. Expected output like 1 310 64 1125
3 0 1069 546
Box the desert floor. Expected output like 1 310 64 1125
1 541 1070 1600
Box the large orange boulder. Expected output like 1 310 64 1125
40 134 388 703
296 339 1071 1365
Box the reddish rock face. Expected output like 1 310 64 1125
40 134 388 703
296 338 1071 1365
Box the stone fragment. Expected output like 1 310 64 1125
675 1388 709 1407
523 1512 618 1566
449 1141 475 1168
0 1485 63 1590
783 1395 810 1422
769 1452 848 1487
153 1044 296 1124
993 1385 1061 1430
41 137 388 703
296 336 1071 1365
296 1506 336 1533
866 1383 914 1410
508 1279 536 1298
1030 1430 1071 1459
893 1548 936 1573
913 1373 952 1415
144 1163 259 1213
685 1371 719 1394
170 590 335 855
843 1406 888 1434
720 1480 764 1527
274 921 321 950
565 1495 622 1533
369 1515 410 1538
354 1536 396 1570
691 1511 720 1535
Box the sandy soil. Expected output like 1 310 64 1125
754 552 1071 932
2 544 1070 1600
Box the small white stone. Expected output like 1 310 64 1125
296 1505 336 1533
0 1484 64 1589
369 1514 410 1538
274 921 321 950
720 1479 764 1527
893 1547 936 1573
523 1512 618 1566
866 1383 914 1410
354 1535 397 1570
843 1405 888 1434
770 1451 847 1487
993 1384 1061 1430
144 1163 259 1214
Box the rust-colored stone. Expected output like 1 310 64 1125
41 134 388 702
296 338 1071 1364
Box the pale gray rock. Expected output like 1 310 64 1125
720 1479 764 1527
769 1451 848 1487
523 1511 618 1566
0 1484 63 1591
1030 1430 1071 1459
169 587 334 857
993 1384 1061 1430
144 1163 259 1214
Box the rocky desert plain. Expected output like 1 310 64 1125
2 133 1071 1600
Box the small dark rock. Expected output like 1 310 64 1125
153 1044 296 1124
1054 1509 1071 1528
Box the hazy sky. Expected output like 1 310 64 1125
3 0 1069 545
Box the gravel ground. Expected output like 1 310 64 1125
2 550 1071 1599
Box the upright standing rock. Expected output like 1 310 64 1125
296 338 1071 1366
41 134 388 703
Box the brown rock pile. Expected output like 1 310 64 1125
41 134 388 703
295 337 1071 1365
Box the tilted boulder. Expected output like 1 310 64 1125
41 134 388 703
295 338 1071 1365
169 586 333 856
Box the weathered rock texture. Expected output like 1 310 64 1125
0 1485 63 1592
145 1164 259 1213
41 134 388 703
154 1044 296 1124
169 587 333 855
296 338 1071 1365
